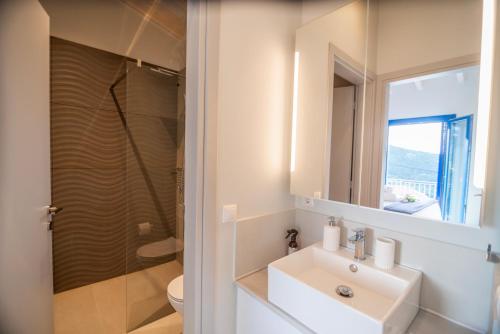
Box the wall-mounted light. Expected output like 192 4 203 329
290 51 300 172
474 0 497 189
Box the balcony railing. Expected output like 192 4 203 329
386 178 438 199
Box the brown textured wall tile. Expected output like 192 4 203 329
51 104 126 169
51 38 181 296
125 113 177 170
126 62 178 118
52 168 126 292
124 115 177 272
50 37 126 111
126 166 176 234
125 166 177 272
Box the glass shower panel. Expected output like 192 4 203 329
124 61 184 332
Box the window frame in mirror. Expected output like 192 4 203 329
372 55 481 226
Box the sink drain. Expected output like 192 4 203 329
336 285 354 298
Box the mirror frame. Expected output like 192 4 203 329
292 0 499 250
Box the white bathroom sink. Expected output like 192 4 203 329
268 242 421 334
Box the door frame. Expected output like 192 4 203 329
184 0 211 333
326 43 372 204
330 85 357 203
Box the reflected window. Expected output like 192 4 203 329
383 66 478 223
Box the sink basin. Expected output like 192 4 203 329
268 242 421 334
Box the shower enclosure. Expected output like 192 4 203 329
50 37 185 333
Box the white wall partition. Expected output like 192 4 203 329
204 1 302 333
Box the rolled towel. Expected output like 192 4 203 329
375 237 396 270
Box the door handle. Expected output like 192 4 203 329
47 206 63 231
48 206 63 215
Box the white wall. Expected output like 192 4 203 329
39 0 185 70
234 211 295 279
300 0 354 25
374 0 482 75
207 1 301 333
388 66 480 120
217 0 298 218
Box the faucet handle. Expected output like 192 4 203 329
349 228 366 242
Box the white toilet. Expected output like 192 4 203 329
167 275 184 315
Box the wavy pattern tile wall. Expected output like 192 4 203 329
51 37 179 292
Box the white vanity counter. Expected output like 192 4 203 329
236 269 479 334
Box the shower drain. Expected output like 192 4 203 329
336 285 354 298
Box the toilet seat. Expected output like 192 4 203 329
167 275 183 302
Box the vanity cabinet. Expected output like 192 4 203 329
236 288 310 334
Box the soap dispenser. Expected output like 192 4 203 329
323 216 340 251
286 229 299 255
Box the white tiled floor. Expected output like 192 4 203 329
53 261 183 334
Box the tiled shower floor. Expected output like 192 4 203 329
53 261 183 334
129 313 182 334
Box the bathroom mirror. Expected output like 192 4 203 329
291 0 494 226
290 0 369 200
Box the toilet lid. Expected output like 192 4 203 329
168 275 183 301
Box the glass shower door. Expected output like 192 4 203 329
123 61 185 332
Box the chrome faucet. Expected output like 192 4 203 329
348 228 366 261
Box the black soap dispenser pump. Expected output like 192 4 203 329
286 229 299 255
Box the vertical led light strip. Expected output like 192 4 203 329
290 51 300 172
474 0 497 189
357 0 371 205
